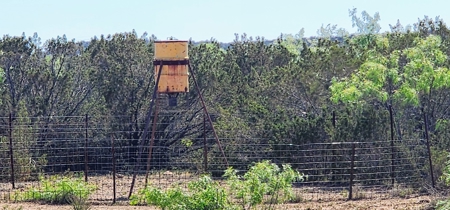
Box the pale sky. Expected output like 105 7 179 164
1 0 449 42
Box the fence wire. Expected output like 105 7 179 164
0 115 433 203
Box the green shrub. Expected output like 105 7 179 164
0 100 47 182
13 173 97 204
130 186 186 209
436 199 450 210
130 175 233 210
440 154 450 186
131 160 303 209
186 176 231 209
436 154 450 209
67 195 92 210
223 160 304 209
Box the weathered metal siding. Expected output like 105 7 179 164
154 41 188 60
154 63 189 93
154 41 189 93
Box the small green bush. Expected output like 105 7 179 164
224 160 304 209
440 154 450 186
130 186 186 209
436 199 450 210
130 175 233 210
67 195 92 210
186 176 231 209
130 160 303 210
13 173 97 204
436 154 450 209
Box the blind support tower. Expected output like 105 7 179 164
129 40 228 198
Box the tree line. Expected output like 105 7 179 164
1 11 450 182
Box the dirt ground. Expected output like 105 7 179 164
0 173 442 209
0 195 436 210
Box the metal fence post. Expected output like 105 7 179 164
84 114 89 182
423 109 435 188
111 135 116 204
349 143 356 200
389 105 395 185
8 113 15 189
203 115 208 172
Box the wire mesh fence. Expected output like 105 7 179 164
0 114 433 204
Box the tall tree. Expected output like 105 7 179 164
0 35 37 116
317 24 349 38
28 36 95 119
330 35 450 141
0 66 3 105
349 8 382 35
86 33 154 164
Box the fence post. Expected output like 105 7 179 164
389 105 395 185
8 113 15 189
423 109 435 188
203 115 208 172
111 135 116 204
84 114 89 182
349 143 356 200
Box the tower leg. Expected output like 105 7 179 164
144 95 160 186
188 63 228 166
129 61 163 198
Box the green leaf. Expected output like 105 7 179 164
395 84 418 106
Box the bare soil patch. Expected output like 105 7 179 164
0 195 435 210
